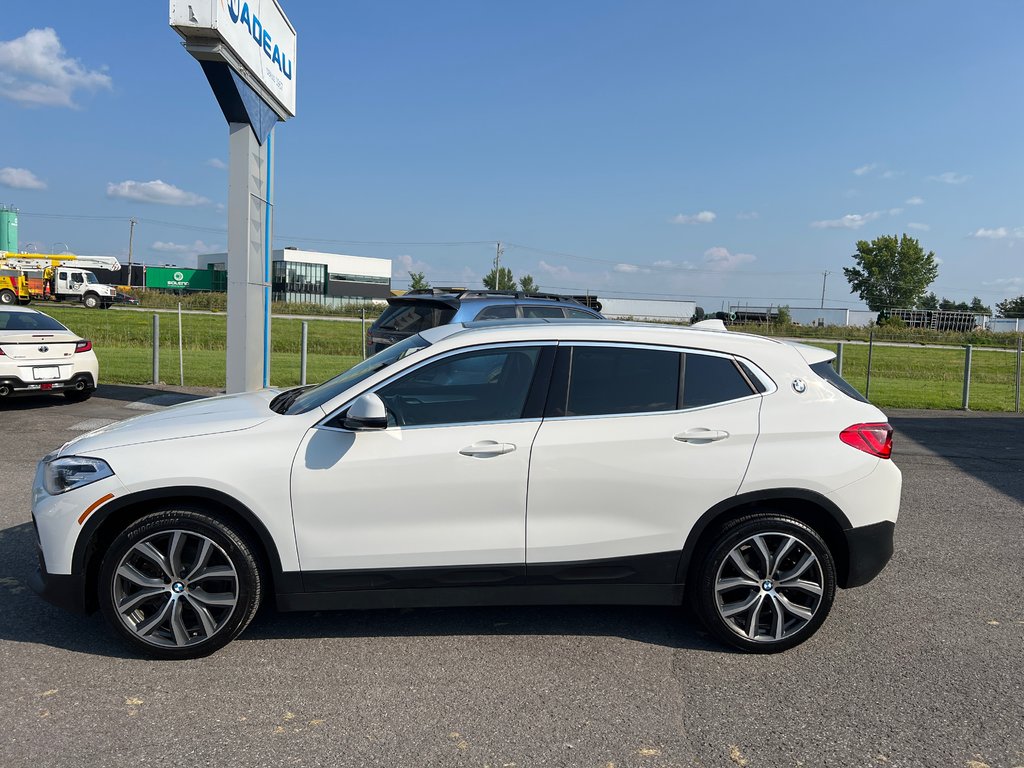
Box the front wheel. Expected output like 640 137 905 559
694 514 836 653
98 509 263 659
82 294 99 309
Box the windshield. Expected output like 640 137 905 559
285 333 432 414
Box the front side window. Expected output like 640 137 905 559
474 305 517 320
378 346 541 427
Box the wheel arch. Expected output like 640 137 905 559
75 486 294 613
677 488 853 590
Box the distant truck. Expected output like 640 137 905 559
0 253 122 309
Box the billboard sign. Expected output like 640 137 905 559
146 267 214 291
170 0 296 117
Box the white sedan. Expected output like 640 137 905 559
0 306 98 401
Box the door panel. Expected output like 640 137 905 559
527 398 761 566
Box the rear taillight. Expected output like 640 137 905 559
840 422 893 459
75 340 92 353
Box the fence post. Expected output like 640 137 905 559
152 314 160 384
961 344 972 410
300 321 308 387
361 308 367 360
835 342 844 376
1015 335 1022 414
178 302 184 387
865 330 874 399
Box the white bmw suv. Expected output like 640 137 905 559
30 320 900 658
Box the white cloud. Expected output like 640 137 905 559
537 260 571 279
880 170 903 179
206 158 227 170
982 277 1024 295
107 179 210 206
968 227 1024 240
151 239 218 255
928 171 970 185
0 28 111 108
907 222 930 231
670 210 716 224
393 253 430 279
736 211 759 220
810 211 883 230
613 263 650 274
0 166 46 190
853 163 878 176
703 246 755 271
888 208 903 216
652 259 675 268
906 196 924 205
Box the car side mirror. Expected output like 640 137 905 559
342 392 388 431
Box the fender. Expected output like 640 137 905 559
73 485 296 591
675 487 853 584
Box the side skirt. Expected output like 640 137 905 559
276 583 684 612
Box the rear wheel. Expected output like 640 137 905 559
694 514 836 653
98 509 262 659
0 289 16 305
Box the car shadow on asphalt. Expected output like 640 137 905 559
0 385 210 411
889 413 1024 504
1 520 720 657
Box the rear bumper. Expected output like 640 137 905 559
841 520 895 588
0 371 95 396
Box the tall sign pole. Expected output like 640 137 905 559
170 0 296 392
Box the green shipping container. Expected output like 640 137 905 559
0 207 18 253
145 267 214 291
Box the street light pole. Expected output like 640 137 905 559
127 217 137 289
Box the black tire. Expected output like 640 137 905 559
0 289 16 305
64 387 94 403
693 514 836 653
83 293 99 309
98 509 262 659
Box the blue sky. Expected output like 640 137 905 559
2 1 1022 310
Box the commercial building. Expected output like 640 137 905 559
198 248 391 305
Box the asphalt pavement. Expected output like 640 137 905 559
1 387 1021 767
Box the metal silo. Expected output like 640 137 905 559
0 205 18 253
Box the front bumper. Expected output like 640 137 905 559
841 520 895 588
28 552 89 614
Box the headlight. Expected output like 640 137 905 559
43 456 114 495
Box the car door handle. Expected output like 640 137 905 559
459 441 517 457
674 429 730 443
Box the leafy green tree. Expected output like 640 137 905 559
969 296 991 314
918 292 938 310
775 305 792 325
995 295 1024 318
519 274 538 295
843 234 939 311
408 271 430 290
939 297 968 311
483 266 517 291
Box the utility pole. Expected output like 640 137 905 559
127 217 137 289
490 241 503 289
820 270 829 309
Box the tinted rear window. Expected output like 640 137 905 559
682 353 755 407
474 305 518 320
0 312 68 332
522 305 565 319
565 346 680 416
374 302 456 334
811 361 868 403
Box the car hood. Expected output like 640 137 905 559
58 389 280 455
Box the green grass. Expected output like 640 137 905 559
806 342 1021 411
32 305 1024 410
42 306 366 388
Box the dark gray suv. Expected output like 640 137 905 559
367 289 603 354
